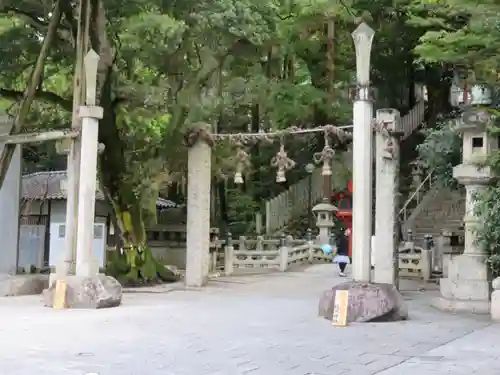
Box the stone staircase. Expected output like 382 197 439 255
401 185 465 246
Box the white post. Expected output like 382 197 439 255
224 234 234 276
374 109 401 285
279 235 289 272
351 23 375 282
75 50 103 277
255 212 262 234
185 125 212 287
307 229 314 263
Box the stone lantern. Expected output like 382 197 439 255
449 70 493 107
434 108 495 314
312 199 338 245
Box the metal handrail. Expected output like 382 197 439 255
399 171 434 222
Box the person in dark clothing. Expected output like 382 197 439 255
334 228 350 277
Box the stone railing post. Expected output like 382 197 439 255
374 108 401 286
433 232 444 274
184 123 214 287
209 229 219 274
406 228 413 242
423 234 436 273
491 278 500 321
306 228 314 263
224 232 234 276
279 234 288 272
420 243 432 282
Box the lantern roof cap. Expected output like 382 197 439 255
312 201 338 212
457 108 491 133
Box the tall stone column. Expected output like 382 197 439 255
351 23 375 282
185 124 213 287
74 51 102 277
434 108 493 314
374 109 401 286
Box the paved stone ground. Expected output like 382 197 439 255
0 264 498 375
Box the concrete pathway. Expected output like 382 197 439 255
0 264 498 375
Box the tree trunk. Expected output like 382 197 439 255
89 1 173 284
425 65 453 126
96 73 172 284
326 19 335 104
0 1 62 189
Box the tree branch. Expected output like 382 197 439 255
2 7 50 29
0 0 64 189
0 88 72 111
59 1 78 42
2 6 71 33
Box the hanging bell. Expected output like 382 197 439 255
276 169 286 183
234 171 244 184
321 162 332 176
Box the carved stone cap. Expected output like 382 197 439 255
183 122 214 147
457 109 491 133
493 277 500 290
312 202 338 213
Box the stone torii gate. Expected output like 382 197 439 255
181 23 403 290
0 50 122 307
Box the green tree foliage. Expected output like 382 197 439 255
409 0 500 274
0 0 451 282
416 117 462 189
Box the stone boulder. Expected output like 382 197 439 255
43 274 122 309
0 274 49 296
318 281 408 323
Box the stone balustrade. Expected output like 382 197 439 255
144 226 440 281
398 241 432 281
223 234 333 275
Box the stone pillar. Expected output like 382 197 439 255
0 118 20 274
61 141 80 276
374 109 401 286
185 124 212 287
434 108 493 314
351 23 375 282
491 278 500 321
74 50 103 277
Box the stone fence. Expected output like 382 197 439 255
222 234 333 275
145 226 332 274
396 229 465 282
145 225 449 281
398 241 432 281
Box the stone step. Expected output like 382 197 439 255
414 216 463 226
419 208 464 213
412 225 462 231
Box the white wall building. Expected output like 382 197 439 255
20 170 177 271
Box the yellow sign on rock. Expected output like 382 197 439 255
53 280 68 309
332 290 349 327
